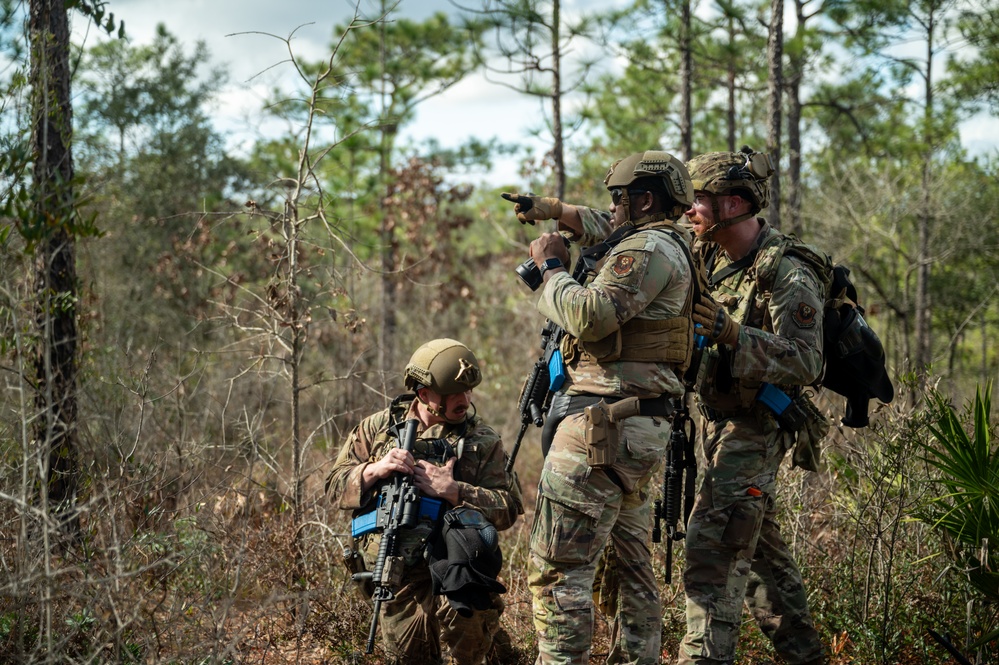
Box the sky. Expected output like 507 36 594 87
75 0 598 187
74 0 999 189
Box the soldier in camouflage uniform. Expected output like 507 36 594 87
677 148 827 665
503 151 696 665
326 339 524 665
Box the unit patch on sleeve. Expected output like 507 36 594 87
792 301 817 328
611 255 636 277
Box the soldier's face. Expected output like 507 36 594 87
686 192 717 236
425 388 472 424
608 190 629 227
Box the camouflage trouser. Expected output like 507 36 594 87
529 412 669 665
678 414 825 665
373 563 502 665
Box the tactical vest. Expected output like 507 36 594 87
563 217 696 373
358 397 477 566
696 228 831 411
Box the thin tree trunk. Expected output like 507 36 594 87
679 0 692 161
30 0 79 536
378 1 396 379
726 18 736 152
766 0 784 227
552 0 565 200
915 7 936 381
786 0 806 237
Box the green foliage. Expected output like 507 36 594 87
920 383 999 599
66 0 124 38
948 0 999 113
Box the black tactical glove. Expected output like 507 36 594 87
501 192 563 225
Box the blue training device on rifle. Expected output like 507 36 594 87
351 495 445 538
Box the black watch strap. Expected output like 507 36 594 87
540 257 564 277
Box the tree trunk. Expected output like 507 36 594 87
679 0 692 161
378 4 396 380
726 18 736 152
786 0 806 237
552 0 565 200
914 6 935 381
766 0 784 228
29 0 79 533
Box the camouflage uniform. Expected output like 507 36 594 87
530 205 694 665
327 396 523 665
679 221 826 665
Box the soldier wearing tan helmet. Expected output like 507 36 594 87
326 339 524 664
679 147 828 665
502 151 697 665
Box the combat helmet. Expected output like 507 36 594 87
686 145 774 214
604 150 693 220
404 338 482 395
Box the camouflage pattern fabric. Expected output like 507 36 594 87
373 563 503 665
539 213 693 399
326 396 523 663
531 412 669 664
530 209 693 664
679 221 826 665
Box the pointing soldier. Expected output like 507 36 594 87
503 151 697 664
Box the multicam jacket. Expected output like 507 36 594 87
694 220 826 412
539 208 694 399
326 396 523 564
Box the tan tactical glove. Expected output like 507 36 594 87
501 192 563 225
692 294 740 346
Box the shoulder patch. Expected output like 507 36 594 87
793 301 817 328
612 255 636 277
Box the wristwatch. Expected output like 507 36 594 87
539 257 564 278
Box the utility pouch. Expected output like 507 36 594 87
791 394 830 472
584 399 619 468
342 543 374 599
382 554 406 588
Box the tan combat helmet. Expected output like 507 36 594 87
686 146 774 215
604 150 693 220
404 338 482 395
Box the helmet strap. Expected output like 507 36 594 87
696 193 754 241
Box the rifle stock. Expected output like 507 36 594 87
353 418 420 654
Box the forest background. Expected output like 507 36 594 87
1 0 998 663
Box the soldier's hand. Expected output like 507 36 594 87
693 294 740 346
501 192 563 225
368 448 415 481
413 458 459 505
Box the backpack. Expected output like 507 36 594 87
754 234 894 427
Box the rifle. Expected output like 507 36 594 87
351 418 422 654
651 263 709 583
652 395 697 583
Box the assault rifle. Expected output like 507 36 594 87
651 396 697 584
651 247 710 584
352 418 421 654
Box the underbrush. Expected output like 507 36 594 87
0 389 994 664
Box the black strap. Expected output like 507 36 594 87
708 249 756 289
